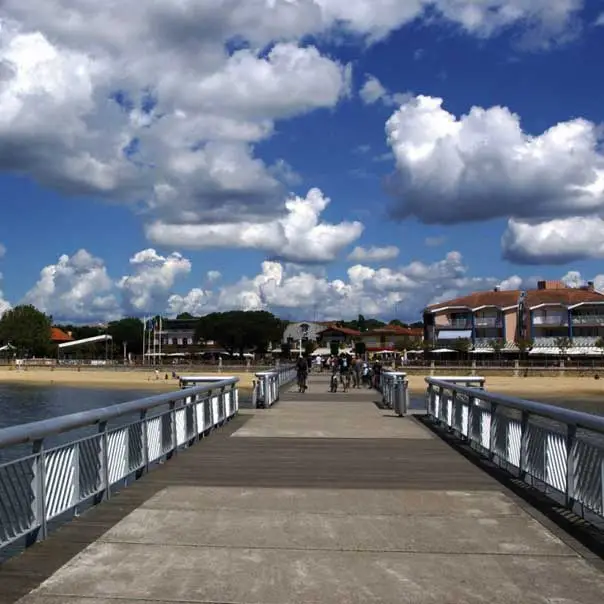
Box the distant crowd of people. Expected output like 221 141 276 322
295 353 384 393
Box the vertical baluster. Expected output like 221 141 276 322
72 442 81 516
565 424 577 508
98 421 110 502
28 439 47 545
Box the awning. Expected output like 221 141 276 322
470 349 494 354
567 348 604 355
311 347 331 356
529 348 562 355
437 330 472 340
432 348 456 353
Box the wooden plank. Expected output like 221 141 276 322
0 395 496 602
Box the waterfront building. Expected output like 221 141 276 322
423 280 604 355
153 318 201 353
281 321 331 346
358 325 423 352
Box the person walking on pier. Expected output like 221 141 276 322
296 355 308 393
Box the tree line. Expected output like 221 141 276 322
0 305 286 358
0 305 427 359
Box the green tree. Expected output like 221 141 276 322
281 342 292 358
304 340 317 356
555 336 572 356
0 305 52 357
107 317 145 354
595 336 604 354
176 312 196 320
329 341 340 356
516 337 533 359
58 324 102 341
338 317 385 332
195 311 283 356
395 336 415 352
354 341 366 356
453 337 471 354
389 319 409 328
489 338 504 358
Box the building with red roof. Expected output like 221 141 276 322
423 280 604 354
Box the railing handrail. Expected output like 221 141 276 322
425 377 604 433
0 377 239 449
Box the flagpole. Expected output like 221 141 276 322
159 316 163 366
142 316 147 367
151 317 155 366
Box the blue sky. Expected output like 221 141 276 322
1 1 604 322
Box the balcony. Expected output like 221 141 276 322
532 316 568 326
441 319 472 329
572 314 604 326
474 316 502 328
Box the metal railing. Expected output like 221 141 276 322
474 317 502 327
378 371 410 416
252 364 297 408
0 377 239 554
425 377 604 522
533 316 569 326
573 315 604 325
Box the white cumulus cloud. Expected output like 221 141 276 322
385 94 604 264
348 245 399 262
24 250 119 321
386 95 604 225
5 244 604 323
146 188 364 263
118 249 192 313
0 0 585 264
502 216 604 264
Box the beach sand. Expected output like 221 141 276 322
406 374 603 397
0 367 257 393
1 368 603 411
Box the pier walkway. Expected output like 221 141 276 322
2 374 604 603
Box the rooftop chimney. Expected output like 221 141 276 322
493 285 500 292
587 281 595 291
537 280 565 290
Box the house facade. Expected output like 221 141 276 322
423 280 604 353
153 318 200 352
317 326 360 348
358 326 423 352
282 321 330 345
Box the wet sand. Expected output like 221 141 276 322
0 367 257 393
407 374 604 415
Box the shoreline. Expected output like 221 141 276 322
1 369 602 403
0 368 257 392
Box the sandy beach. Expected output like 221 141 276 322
1 367 603 404
0 367 257 393
406 373 604 400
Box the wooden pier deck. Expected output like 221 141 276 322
2 374 604 603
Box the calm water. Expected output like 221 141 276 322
0 384 167 430
0 384 168 463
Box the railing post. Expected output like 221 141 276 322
467 395 474 440
519 410 529 479
98 421 110 501
170 400 178 455
565 424 577 507
72 442 81 516
140 409 149 475
192 394 199 440
489 403 498 461
28 439 47 545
